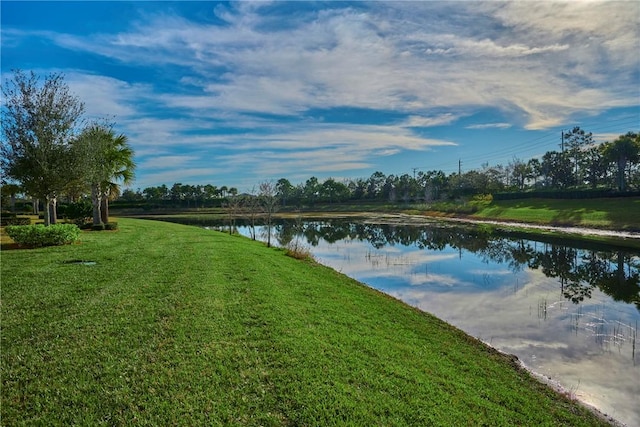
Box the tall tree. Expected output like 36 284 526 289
581 146 608 189
602 132 640 192
418 170 447 201
320 178 350 204
1 70 85 225
562 126 593 187
527 158 542 188
348 178 367 200
366 171 386 200
508 158 531 190
275 178 294 206
303 177 320 206
541 151 574 189
203 184 219 203
396 173 416 203
383 174 397 201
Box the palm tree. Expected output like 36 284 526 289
99 132 135 224
602 132 640 191
75 124 135 225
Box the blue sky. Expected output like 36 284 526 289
2 1 639 191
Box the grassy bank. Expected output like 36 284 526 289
469 198 640 230
1 219 612 425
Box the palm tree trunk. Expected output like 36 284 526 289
100 196 109 224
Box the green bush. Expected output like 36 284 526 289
5 224 81 248
104 222 119 231
61 201 92 225
91 223 106 231
428 201 479 214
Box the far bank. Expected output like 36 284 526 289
114 197 640 249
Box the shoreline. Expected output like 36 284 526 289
275 210 640 240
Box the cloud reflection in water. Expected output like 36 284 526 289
236 221 639 426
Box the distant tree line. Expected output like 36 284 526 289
116 183 238 208
116 127 639 209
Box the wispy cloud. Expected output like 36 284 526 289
31 1 639 129
3 1 637 188
137 155 201 170
403 114 461 128
466 123 512 130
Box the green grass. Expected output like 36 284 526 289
1 219 612 426
470 198 640 230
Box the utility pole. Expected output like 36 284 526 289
458 159 462 177
561 130 564 152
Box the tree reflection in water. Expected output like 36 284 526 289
271 219 640 311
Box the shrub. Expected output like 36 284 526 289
61 201 93 225
472 194 493 203
428 201 478 214
1 213 16 226
104 222 119 231
285 240 314 261
5 224 81 247
91 223 106 231
5 217 31 226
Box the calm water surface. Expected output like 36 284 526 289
214 219 639 426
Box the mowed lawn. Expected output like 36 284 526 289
472 197 640 230
1 219 611 426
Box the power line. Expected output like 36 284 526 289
412 118 639 174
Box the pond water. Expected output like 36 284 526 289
206 219 639 426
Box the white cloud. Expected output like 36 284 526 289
376 149 400 156
593 132 625 144
137 155 200 170
403 114 461 128
37 1 638 128
6 1 637 187
64 73 145 119
465 123 512 130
